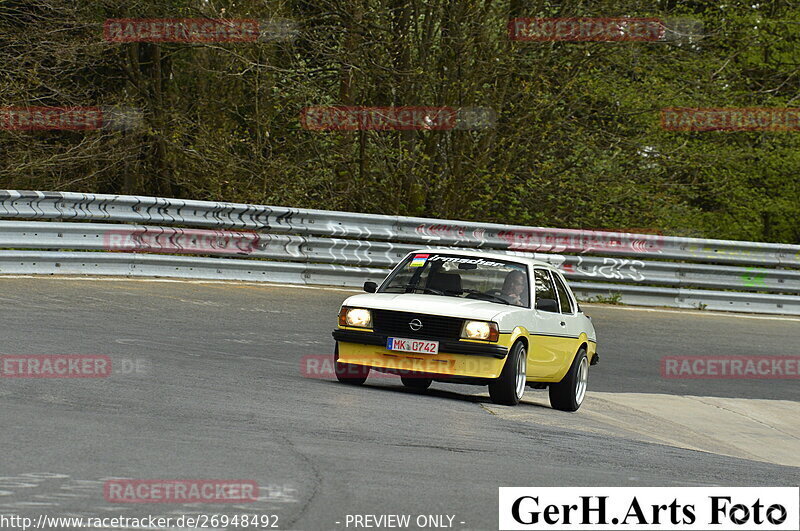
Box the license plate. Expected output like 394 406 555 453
386 337 439 355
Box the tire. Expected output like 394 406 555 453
401 376 432 390
488 341 527 406
549 348 589 412
334 344 369 385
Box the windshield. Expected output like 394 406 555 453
379 253 530 307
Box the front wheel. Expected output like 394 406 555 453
488 341 527 406
334 344 369 385
549 348 588 411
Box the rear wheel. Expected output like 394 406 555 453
549 348 588 411
334 344 369 385
488 341 527 406
401 376 432 390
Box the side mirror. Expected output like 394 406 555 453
535 298 559 312
363 281 378 293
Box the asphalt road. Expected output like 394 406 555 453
0 277 797 531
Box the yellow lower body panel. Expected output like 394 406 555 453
336 341 507 379
588 341 597 361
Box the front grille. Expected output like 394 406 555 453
372 309 463 340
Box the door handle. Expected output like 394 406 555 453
560 321 566 326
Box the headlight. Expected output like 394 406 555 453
461 320 499 341
339 307 372 328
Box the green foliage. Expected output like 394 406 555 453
582 292 623 305
0 0 798 243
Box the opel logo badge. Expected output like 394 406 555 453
409 318 423 331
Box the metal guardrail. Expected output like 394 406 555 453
1 191 799 315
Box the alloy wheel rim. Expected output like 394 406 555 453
515 348 527 399
575 356 588 405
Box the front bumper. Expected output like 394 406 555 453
332 328 510 379
332 329 508 358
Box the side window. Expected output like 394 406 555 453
552 272 574 314
533 269 557 312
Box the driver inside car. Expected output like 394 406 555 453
500 269 528 307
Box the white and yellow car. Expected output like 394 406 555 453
332 250 598 410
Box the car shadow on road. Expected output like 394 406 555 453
312 377 554 409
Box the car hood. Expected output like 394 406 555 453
341 293 515 322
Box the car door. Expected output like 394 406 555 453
527 268 569 379
550 269 583 370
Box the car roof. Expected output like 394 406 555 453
408 248 556 270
